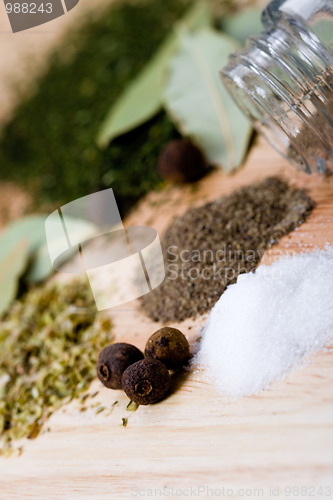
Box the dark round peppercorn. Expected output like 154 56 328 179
97 343 144 390
122 358 170 405
158 139 207 183
144 327 190 369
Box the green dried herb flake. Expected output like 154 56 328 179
95 406 106 415
126 401 139 412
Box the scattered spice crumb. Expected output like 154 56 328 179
80 393 90 403
90 402 102 409
89 391 99 399
126 401 139 412
95 406 106 414
105 401 119 417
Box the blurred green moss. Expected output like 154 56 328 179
0 0 187 215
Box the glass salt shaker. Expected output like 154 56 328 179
221 0 333 174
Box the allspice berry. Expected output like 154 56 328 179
145 327 190 369
158 139 207 183
122 358 170 405
97 343 144 390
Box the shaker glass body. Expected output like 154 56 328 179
221 0 333 173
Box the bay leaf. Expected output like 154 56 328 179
97 2 212 148
28 216 97 283
163 27 253 172
221 7 263 45
0 239 29 317
0 215 47 262
0 215 97 284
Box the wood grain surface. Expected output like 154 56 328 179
1 137 333 500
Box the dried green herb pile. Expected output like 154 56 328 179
141 176 315 322
0 0 186 214
0 279 112 456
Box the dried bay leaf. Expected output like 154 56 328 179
0 239 29 317
97 2 212 148
0 215 46 260
163 27 253 172
0 214 97 285
28 216 96 283
220 7 262 45
97 40 175 148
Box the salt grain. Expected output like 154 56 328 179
197 249 333 398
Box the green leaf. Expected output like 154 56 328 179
28 216 97 283
0 215 47 265
97 2 212 148
220 7 263 45
0 239 29 317
163 27 253 172
0 215 97 284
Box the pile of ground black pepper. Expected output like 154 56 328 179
141 176 315 322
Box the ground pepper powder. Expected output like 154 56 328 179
141 176 314 322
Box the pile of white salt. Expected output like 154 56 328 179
197 249 333 397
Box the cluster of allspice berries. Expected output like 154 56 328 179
96 327 190 405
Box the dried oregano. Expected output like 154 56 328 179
0 279 112 456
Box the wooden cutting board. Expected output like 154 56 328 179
1 137 333 500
